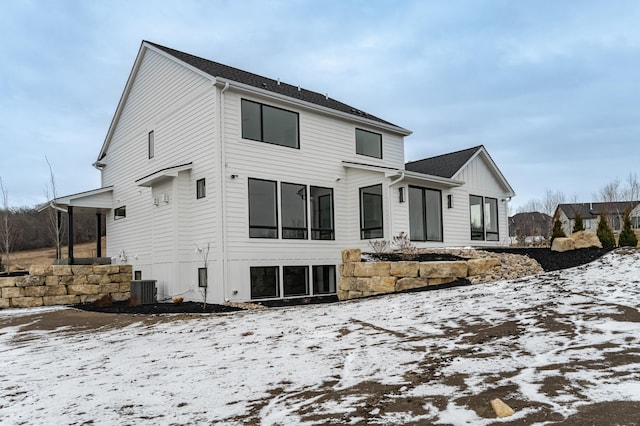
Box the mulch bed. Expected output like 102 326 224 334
482 247 614 272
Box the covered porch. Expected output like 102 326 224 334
39 186 113 265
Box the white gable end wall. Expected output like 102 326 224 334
454 155 511 246
100 48 221 301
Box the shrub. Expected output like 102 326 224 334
550 218 566 244
392 232 418 260
173 297 184 304
368 239 390 254
572 212 585 233
596 212 616 249
0 257 4 273
618 210 638 247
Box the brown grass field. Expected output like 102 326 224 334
4 238 106 271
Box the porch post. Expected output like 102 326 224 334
67 206 74 264
56 210 62 259
96 212 102 257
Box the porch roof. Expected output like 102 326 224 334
38 186 113 214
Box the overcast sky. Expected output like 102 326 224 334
1 0 639 210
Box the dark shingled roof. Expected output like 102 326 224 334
557 201 640 219
404 146 482 178
145 41 402 129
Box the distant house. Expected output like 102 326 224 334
50 41 515 304
555 202 640 235
509 212 553 244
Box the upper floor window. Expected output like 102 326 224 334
241 99 299 149
409 186 443 242
248 178 278 238
148 130 154 159
355 128 382 159
360 184 383 239
470 195 499 241
196 178 206 199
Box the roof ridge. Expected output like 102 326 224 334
143 40 403 130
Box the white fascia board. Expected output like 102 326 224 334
215 78 412 137
452 147 516 196
135 163 193 187
38 186 114 211
402 170 464 187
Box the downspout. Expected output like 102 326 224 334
387 172 405 238
219 82 230 301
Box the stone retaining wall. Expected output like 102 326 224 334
338 249 500 300
0 264 132 308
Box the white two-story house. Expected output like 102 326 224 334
53 41 515 304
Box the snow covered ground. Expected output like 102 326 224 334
1 249 639 425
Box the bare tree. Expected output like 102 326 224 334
0 177 15 272
44 156 65 259
594 178 621 203
622 172 640 201
516 199 543 214
542 188 566 218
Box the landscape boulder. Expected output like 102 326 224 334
570 231 602 249
551 237 575 252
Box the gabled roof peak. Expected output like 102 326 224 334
405 145 484 179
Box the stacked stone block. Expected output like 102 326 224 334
338 249 500 301
0 264 132 308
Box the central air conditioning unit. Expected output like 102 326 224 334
130 280 157 305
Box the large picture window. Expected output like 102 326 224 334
310 186 334 240
248 178 278 238
470 195 499 241
360 184 383 239
355 128 382 159
250 266 279 299
241 99 299 148
409 186 443 242
281 183 307 239
485 197 499 241
283 266 309 297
